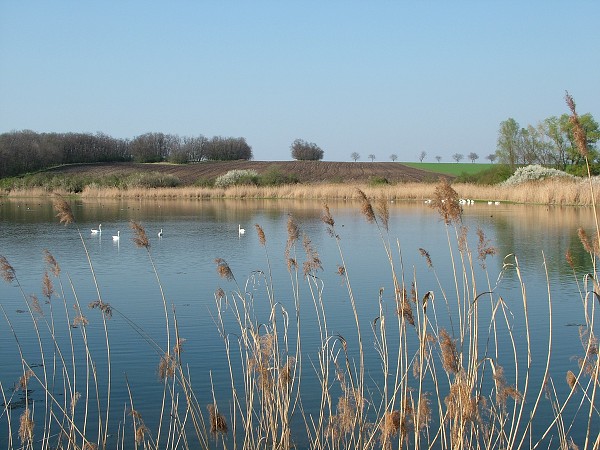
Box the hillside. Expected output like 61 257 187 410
43 161 446 185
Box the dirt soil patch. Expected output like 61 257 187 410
44 161 445 185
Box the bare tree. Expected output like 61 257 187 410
291 139 324 160
419 151 427 162
467 152 479 163
368 154 376 162
452 153 464 163
351 152 360 162
486 153 497 163
435 155 442 163
390 153 398 162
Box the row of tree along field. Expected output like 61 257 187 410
352 112 600 174
0 131 255 178
0 131 328 179
1 108 598 179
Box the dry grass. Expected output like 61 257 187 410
3 178 600 205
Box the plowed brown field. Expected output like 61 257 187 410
44 161 444 185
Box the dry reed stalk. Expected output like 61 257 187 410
9 178 600 205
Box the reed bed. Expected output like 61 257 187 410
4 177 600 206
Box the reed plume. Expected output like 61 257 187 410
493 365 522 407
18 370 34 390
431 177 462 225
53 195 75 225
285 214 300 269
419 248 433 268
255 223 266 245
566 370 577 391
477 228 497 268
89 299 113 319
42 272 53 301
578 228 593 254
18 408 34 446
440 328 459 374
207 404 228 434
0 255 16 283
215 258 234 281
565 91 589 157
43 249 61 276
357 188 376 223
302 234 322 276
130 220 150 248
375 196 390 231
158 353 176 380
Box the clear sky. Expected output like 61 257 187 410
1 1 598 162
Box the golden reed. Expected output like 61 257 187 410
4 178 599 206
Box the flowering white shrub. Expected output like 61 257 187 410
501 165 576 186
214 169 259 188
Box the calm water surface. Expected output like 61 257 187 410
0 198 597 446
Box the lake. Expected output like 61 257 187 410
0 197 598 449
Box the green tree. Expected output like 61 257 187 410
543 116 570 169
496 118 520 168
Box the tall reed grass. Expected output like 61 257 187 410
1 95 599 449
5 178 600 206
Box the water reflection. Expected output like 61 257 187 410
0 198 598 445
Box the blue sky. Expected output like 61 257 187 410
1 1 598 162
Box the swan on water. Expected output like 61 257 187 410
158 228 163 238
112 231 120 241
91 224 102 234
238 224 245 235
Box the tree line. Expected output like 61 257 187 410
496 111 599 173
0 130 253 178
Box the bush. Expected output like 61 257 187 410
258 166 299 186
194 176 215 187
368 175 389 186
501 164 576 186
454 164 515 185
566 163 600 177
123 172 182 188
214 169 260 188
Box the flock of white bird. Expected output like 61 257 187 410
423 199 500 205
90 224 247 240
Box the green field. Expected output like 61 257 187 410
403 162 496 177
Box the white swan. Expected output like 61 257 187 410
91 224 102 234
238 224 245 235
158 228 163 238
112 230 120 241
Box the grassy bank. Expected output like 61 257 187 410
3 177 600 206
402 162 496 176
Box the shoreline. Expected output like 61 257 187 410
2 178 599 206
